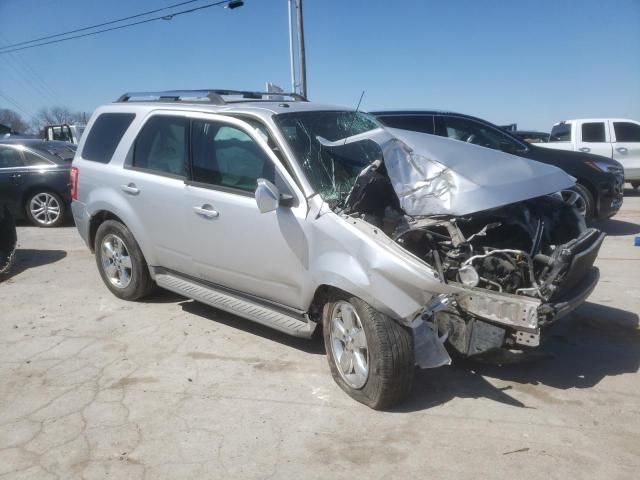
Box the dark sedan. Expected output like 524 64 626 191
372 110 624 221
0 139 75 227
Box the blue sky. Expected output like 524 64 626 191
1 0 639 130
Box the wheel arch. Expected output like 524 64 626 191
84 190 157 266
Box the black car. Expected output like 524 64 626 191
371 110 624 221
0 139 75 227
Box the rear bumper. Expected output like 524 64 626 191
71 200 91 248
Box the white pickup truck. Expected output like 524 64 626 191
538 118 640 186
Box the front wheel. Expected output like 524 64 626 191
323 294 415 409
94 220 155 300
561 183 594 221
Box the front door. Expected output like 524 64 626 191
611 120 640 181
185 115 308 310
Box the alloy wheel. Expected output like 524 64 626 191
100 234 133 289
29 193 61 226
560 189 587 217
329 300 369 389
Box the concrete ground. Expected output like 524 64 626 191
1 189 639 480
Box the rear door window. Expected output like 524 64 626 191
613 122 640 142
82 113 135 163
0 146 23 168
581 122 606 142
23 150 52 166
132 116 189 177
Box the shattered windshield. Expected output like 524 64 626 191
274 111 383 205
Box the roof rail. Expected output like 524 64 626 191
115 89 308 104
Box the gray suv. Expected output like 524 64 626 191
72 90 604 409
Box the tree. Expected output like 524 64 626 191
31 106 91 133
0 109 30 134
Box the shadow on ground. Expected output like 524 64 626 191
597 219 640 236
395 302 640 412
1 248 67 281
180 299 325 355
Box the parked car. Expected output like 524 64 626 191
72 90 603 409
372 110 624 221
0 203 17 276
512 130 550 143
539 119 640 188
43 123 86 144
0 139 75 227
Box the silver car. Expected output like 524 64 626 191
71 90 604 409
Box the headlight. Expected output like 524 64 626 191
585 160 613 173
458 265 480 287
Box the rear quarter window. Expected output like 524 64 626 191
82 113 135 163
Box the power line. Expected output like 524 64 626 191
0 91 36 119
0 0 203 51
0 0 232 55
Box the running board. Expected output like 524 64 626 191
155 272 316 338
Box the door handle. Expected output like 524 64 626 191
193 204 219 219
579 147 591 152
120 183 140 195
616 147 628 153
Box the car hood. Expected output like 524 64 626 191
321 128 576 217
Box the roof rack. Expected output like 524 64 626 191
115 89 308 104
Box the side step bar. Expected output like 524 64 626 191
155 272 316 338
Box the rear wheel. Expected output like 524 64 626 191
94 220 154 300
25 191 65 227
323 294 414 409
561 183 594 221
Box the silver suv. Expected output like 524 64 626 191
72 90 604 409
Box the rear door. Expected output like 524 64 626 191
0 145 23 214
610 120 640 181
576 121 613 158
122 113 194 275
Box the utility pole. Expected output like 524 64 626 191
295 0 307 98
287 0 296 93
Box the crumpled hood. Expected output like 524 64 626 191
380 128 576 216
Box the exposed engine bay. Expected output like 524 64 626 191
337 157 605 357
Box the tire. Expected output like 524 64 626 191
632 182 640 190
322 294 415 409
94 220 155 301
24 190 65 227
561 183 594 221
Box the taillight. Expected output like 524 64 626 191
70 166 79 200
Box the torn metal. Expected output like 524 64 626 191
298 124 604 364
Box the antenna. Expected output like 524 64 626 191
343 90 365 146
